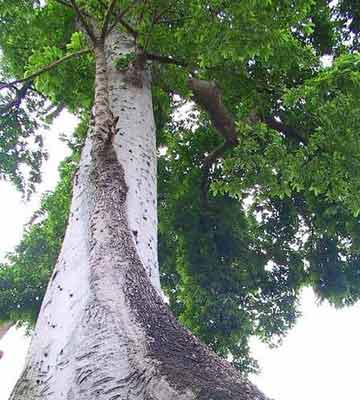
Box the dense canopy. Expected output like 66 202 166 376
1 0 360 372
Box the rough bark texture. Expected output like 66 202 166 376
10 31 269 400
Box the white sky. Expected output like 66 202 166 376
1 112 360 399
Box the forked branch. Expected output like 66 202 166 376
98 0 139 38
69 0 97 42
102 0 118 39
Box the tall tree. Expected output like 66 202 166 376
1 0 360 398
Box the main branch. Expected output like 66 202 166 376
186 78 239 205
188 78 238 163
188 79 237 144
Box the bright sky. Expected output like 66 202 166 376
1 112 360 399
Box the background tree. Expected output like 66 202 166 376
0 0 360 397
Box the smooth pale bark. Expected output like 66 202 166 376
10 32 269 400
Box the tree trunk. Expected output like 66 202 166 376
10 32 269 400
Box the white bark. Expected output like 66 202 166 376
9 31 178 400
10 31 269 400
105 34 160 292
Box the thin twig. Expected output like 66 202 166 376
0 48 91 91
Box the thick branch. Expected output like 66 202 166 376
187 78 239 206
188 78 238 146
0 49 91 91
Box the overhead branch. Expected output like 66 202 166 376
0 48 91 91
188 78 238 146
187 78 239 205
69 0 97 42
188 79 307 148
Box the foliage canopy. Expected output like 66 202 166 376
1 0 360 373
